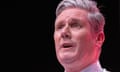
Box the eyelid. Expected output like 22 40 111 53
55 23 65 30
70 22 79 26
70 22 82 28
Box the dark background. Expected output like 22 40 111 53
16 0 119 72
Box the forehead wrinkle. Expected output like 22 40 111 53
55 8 88 25
55 15 71 25
58 8 88 17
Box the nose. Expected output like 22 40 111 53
61 26 71 40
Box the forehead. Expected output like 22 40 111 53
55 8 88 24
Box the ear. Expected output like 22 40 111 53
95 31 105 49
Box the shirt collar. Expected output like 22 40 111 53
65 61 103 72
81 61 103 72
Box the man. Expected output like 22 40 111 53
53 0 110 72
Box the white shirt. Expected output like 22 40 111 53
65 61 110 72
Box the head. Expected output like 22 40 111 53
54 0 105 71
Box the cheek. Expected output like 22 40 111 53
73 31 94 51
54 33 60 47
73 31 91 43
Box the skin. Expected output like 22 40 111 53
54 8 105 72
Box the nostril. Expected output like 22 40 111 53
61 32 71 39
63 33 68 37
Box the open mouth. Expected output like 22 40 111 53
62 43 73 48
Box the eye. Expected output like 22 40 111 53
56 24 64 30
70 22 82 29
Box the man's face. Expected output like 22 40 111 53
54 8 99 66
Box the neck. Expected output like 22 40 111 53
64 60 101 72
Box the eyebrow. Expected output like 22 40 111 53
55 18 82 25
68 18 82 24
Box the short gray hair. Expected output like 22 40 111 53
56 0 105 33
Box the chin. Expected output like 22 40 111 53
58 51 77 64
